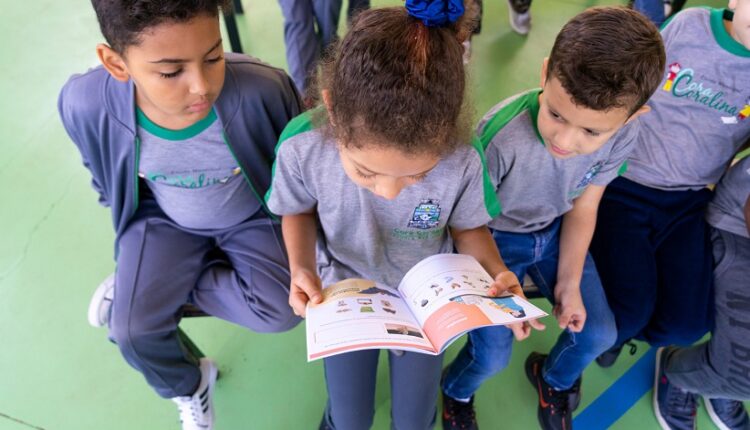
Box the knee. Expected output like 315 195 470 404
647 321 709 347
470 330 514 374
108 315 148 352
248 306 301 334
578 315 618 352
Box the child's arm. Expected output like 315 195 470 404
451 225 546 339
744 194 750 237
282 212 323 317
556 184 606 333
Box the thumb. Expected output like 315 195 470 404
297 271 323 304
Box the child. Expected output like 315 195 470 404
589 0 750 377
57 1 302 428
441 7 665 430
654 154 750 430
278 0 371 96
265 3 529 429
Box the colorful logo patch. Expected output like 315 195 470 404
575 161 604 190
408 199 441 229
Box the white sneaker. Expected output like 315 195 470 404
172 358 218 430
87 273 115 327
508 0 532 35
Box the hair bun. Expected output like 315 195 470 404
405 0 464 27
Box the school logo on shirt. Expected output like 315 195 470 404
408 199 441 229
569 162 605 199
662 61 746 124
576 162 604 189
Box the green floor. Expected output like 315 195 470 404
0 0 735 429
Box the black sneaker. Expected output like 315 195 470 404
442 394 478 430
704 397 750 430
596 341 638 368
525 352 574 430
653 347 697 430
567 377 582 412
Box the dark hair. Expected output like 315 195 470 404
90 0 230 53
316 5 477 157
546 6 665 115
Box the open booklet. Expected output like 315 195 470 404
305 253 547 361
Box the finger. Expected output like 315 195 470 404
490 272 521 297
557 312 572 330
568 315 586 333
296 273 323 304
511 323 530 341
289 291 309 318
528 318 546 331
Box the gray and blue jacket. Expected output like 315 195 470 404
58 53 302 256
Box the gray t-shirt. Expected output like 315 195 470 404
623 8 750 191
265 112 498 288
480 89 638 233
707 156 750 238
137 108 260 229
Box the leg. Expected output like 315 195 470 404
665 229 750 399
346 0 370 22
110 203 214 398
278 0 318 93
644 189 714 346
633 0 666 26
192 215 299 333
442 326 515 400
529 252 617 390
321 350 380 430
442 228 532 399
390 352 444 430
312 0 343 48
590 177 660 347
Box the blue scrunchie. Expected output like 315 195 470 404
405 0 464 27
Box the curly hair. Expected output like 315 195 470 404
91 0 230 53
315 4 478 157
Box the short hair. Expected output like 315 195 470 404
547 6 666 115
91 0 230 53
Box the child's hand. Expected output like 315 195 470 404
488 270 522 297
490 271 545 340
289 268 323 318
553 285 586 332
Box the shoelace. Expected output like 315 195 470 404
710 398 745 421
547 387 571 416
447 399 476 428
175 391 209 425
625 341 638 356
666 383 697 415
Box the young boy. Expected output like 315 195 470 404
654 154 750 430
590 0 750 382
57 1 302 429
440 7 665 430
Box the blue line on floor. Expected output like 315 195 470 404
572 347 657 429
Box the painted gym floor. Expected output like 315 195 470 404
1 0 740 429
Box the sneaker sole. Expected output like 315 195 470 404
653 347 674 430
201 358 219 427
703 396 733 430
87 274 114 327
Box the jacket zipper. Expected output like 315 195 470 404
222 132 278 221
